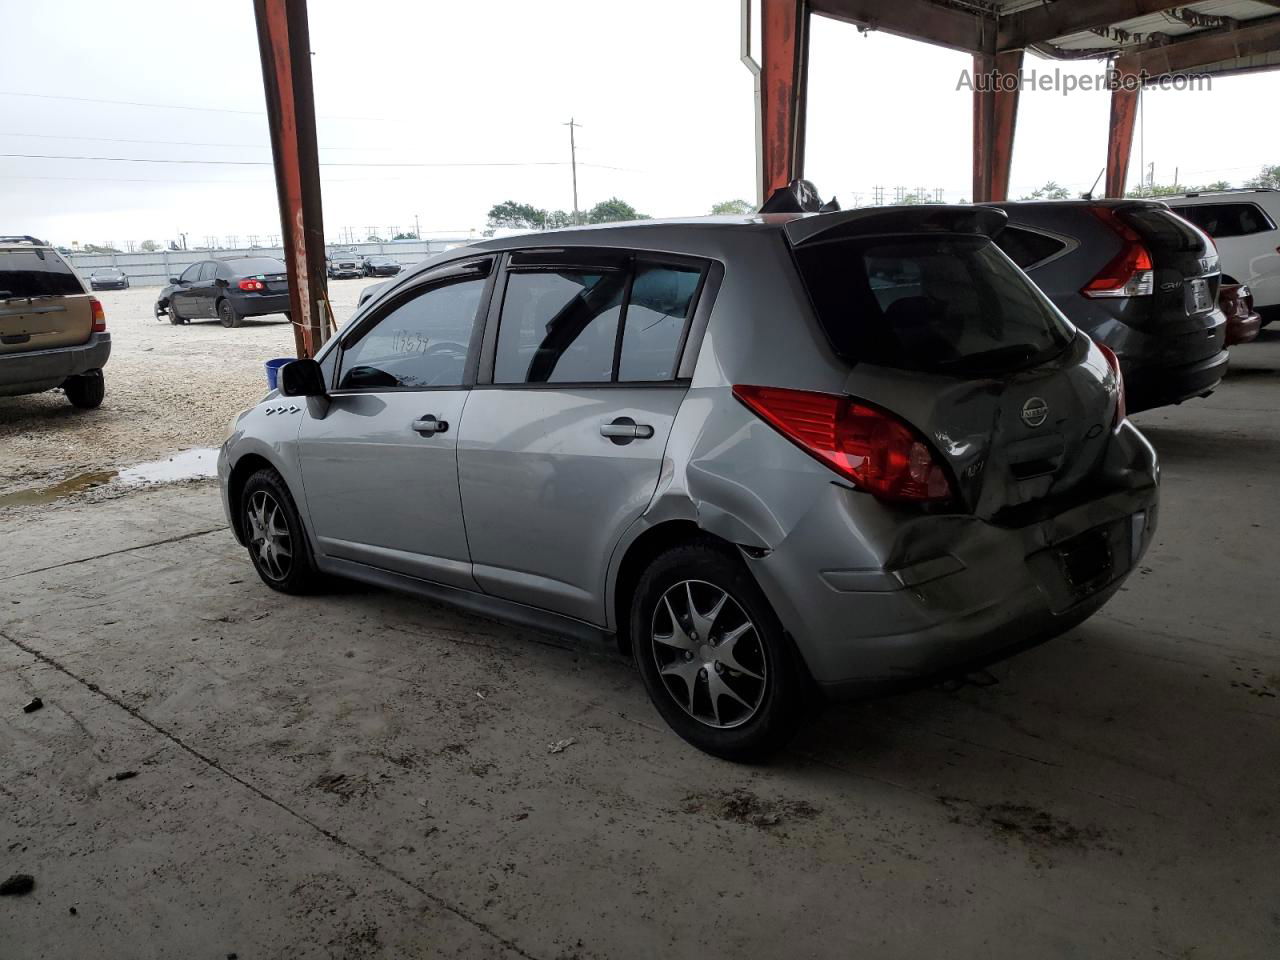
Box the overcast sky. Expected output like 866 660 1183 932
3 0 1278 249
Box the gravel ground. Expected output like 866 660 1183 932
0 279 376 496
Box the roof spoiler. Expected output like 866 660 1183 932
783 205 1008 247
759 179 841 214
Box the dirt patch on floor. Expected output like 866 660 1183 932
681 787 820 830
939 796 1111 854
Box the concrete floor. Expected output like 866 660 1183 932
3 335 1280 959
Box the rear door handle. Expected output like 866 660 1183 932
600 417 654 444
411 415 448 435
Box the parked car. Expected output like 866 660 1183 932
156 256 290 328
990 199 1228 413
327 253 363 279
0 235 110 408
87 267 129 291
219 207 1159 759
362 255 402 278
1165 189 1280 326
1220 282 1262 345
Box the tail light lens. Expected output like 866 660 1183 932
89 297 107 333
733 385 952 504
1095 342 1126 426
238 278 265 291
1083 208 1154 298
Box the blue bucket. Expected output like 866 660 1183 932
264 357 293 391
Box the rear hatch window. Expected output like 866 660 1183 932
794 234 1075 376
0 249 84 299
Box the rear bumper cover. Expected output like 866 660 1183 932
228 292 291 317
1124 348 1229 412
0 332 112 396
744 420 1159 699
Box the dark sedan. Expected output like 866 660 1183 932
362 255 402 278
88 267 129 291
156 256 290 329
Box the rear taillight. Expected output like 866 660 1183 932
1083 208 1154 298
1095 342 1126 426
238 278 265 291
733 385 952 504
89 297 107 333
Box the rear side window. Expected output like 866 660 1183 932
994 226 1068 271
493 257 704 385
794 235 1075 376
1169 202 1276 239
0 249 83 298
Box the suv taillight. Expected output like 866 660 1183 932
89 297 107 333
239 278 265 291
1083 208 1154 298
733 385 952 504
1095 341 1126 426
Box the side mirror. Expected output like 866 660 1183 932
169 276 180 284
279 358 327 397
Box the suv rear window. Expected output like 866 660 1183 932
1120 208 1208 253
1169 201 1276 239
794 235 1075 376
0 249 84 298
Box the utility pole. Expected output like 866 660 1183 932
414 213 421 239
564 118 581 225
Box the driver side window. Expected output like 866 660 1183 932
337 277 485 390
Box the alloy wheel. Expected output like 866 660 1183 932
245 490 293 581
650 579 767 729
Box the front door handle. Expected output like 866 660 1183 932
600 417 654 444
411 415 448 435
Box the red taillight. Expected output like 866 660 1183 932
733 385 952 504
89 297 107 333
1095 342 1126 426
238 278 265 291
1083 208 1154 298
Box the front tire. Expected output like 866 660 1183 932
218 298 242 328
65 369 105 409
631 540 807 761
239 468 321 594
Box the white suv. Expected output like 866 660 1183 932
1166 189 1280 324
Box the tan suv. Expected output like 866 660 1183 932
0 235 110 408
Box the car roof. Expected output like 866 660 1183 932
1161 188 1277 201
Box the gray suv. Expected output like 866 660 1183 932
1 235 110 408
218 208 1159 759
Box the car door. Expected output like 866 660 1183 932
172 263 202 314
457 249 710 624
295 256 495 589
194 260 220 317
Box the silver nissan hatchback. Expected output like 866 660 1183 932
219 206 1159 759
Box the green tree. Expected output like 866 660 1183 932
82 243 120 254
1020 181 1072 200
140 239 160 252
586 197 648 224
366 234 386 243
487 200 549 230
1245 164 1280 190
392 231 419 240
710 199 754 215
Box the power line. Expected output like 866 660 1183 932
0 89 391 121
0 152 631 171
0 131 497 153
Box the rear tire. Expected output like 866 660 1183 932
631 539 807 761
65 369 105 409
218 298 242 328
239 468 322 594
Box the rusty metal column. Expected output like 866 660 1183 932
760 0 809 199
972 50 1022 202
1105 62 1139 198
254 0 331 359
